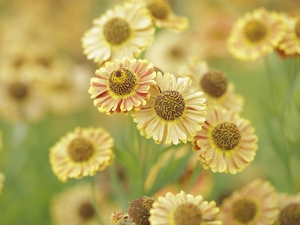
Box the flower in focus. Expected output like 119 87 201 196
128 196 155 225
227 7 285 61
51 183 101 225
89 57 156 114
49 127 114 182
149 190 222 225
274 193 300 225
82 3 155 65
131 72 207 145
179 57 244 112
218 179 279 225
192 106 258 174
126 0 188 32
277 15 300 56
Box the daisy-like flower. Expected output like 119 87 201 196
82 2 155 65
274 193 300 225
131 72 207 145
192 106 258 174
125 0 188 32
89 57 156 114
128 196 155 225
149 190 222 225
218 179 279 225
179 56 244 113
278 15 300 56
227 7 285 61
49 127 114 182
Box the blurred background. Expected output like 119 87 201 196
0 0 299 224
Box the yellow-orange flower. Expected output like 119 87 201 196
192 106 258 174
49 127 114 182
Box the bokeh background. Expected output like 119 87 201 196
0 0 299 224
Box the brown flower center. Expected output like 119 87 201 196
212 122 241 150
8 81 28 100
78 202 95 220
108 68 137 96
232 198 257 224
154 90 185 121
128 196 155 225
67 137 94 162
243 20 268 43
200 70 228 98
103 17 131 45
173 203 202 225
295 18 300 39
280 203 300 225
147 0 170 20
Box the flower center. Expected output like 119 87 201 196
108 68 137 96
103 17 131 45
154 90 185 121
173 203 202 225
200 70 228 98
231 198 257 224
67 137 94 162
147 0 170 20
280 203 300 225
128 196 155 225
78 202 95 220
295 18 300 39
212 122 241 150
243 20 268 43
8 81 28 100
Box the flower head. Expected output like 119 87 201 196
192 106 258 174
89 57 156 114
275 193 300 225
82 3 155 65
128 196 155 225
126 0 188 32
131 72 207 145
149 190 222 225
179 57 244 112
218 179 279 225
49 127 114 182
227 7 285 61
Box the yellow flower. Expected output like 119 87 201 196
218 180 279 225
149 191 222 225
131 72 207 145
275 193 300 225
89 57 156 114
278 15 300 56
82 3 155 65
179 56 244 113
227 7 285 61
192 106 258 174
125 0 188 32
49 127 114 182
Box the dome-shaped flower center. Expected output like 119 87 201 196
108 68 137 96
154 90 185 121
8 81 29 100
173 203 202 225
200 70 228 98
295 18 300 39
243 20 268 43
128 196 155 225
103 17 131 45
67 137 94 162
212 122 241 150
147 0 170 20
78 202 95 220
231 198 257 224
280 203 300 225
